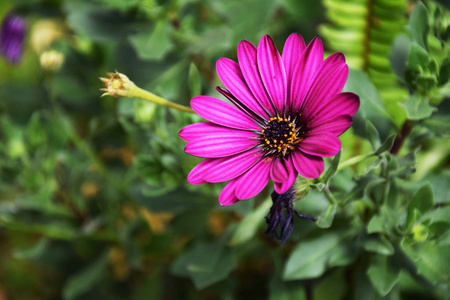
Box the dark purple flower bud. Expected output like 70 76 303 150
265 189 316 245
0 13 27 64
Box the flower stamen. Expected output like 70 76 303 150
260 117 303 157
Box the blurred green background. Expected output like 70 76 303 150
1 0 449 299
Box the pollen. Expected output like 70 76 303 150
259 117 303 157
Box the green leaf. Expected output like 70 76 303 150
269 252 306 300
401 241 450 286
13 238 50 260
407 43 430 72
64 1 136 41
344 69 395 139
316 204 337 229
423 115 450 137
403 94 436 120
375 134 396 155
420 206 450 225
438 57 450 86
322 151 341 184
283 229 353 280
62 253 109 300
406 183 434 229
230 198 271 245
171 236 237 289
363 235 395 256
390 35 411 81
367 214 387 234
425 171 450 204
366 120 381 151
188 63 201 98
129 19 173 61
407 1 429 50
367 254 401 296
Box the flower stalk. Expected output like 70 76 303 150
337 152 376 172
100 71 195 114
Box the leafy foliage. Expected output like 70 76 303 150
320 0 411 127
0 0 449 299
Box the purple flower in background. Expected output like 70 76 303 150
0 13 26 63
180 34 360 206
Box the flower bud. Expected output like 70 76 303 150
412 224 428 242
39 49 64 71
99 71 137 98
30 19 64 54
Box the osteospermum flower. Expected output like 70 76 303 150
179 33 360 206
0 13 26 63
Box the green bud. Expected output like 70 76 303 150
412 224 428 242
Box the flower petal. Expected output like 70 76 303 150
187 158 215 185
308 115 353 136
179 122 250 142
219 179 240 206
292 150 324 179
203 150 261 183
299 133 341 157
191 96 260 130
235 159 272 199
301 61 349 119
307 92 360 126
289 37 324 113
237 40 274 116
282 33 306 109
270 158 289 183
257 35 287 114
184 125 258 158
274 157 297 194
184 133 258 158
216 58 268 118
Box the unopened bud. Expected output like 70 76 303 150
412 224 428 242
30 19 64 54
99 71 137 98
294 177 311 199
40 50 64 71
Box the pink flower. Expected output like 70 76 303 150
179 33 360 206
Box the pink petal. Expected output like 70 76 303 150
301 62 348 119
183 123 258 158
216 58 268 118
257 35 287 114
274 157 297 194
307 92 360 125
292 150 324 179
289 37 324 113
308 115 353 136
270 158 289 183
299 133 341 157
203 150 261 183
282 33 306 79
191 96 260 130
219 179 239 206
187 159 216 185
184 136 258 158
282 33 306 109
179 122 254 142
235 158 272 199
237 40 274 116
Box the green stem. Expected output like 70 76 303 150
337 152 376 172
130 86 195 114
323 186 338 204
